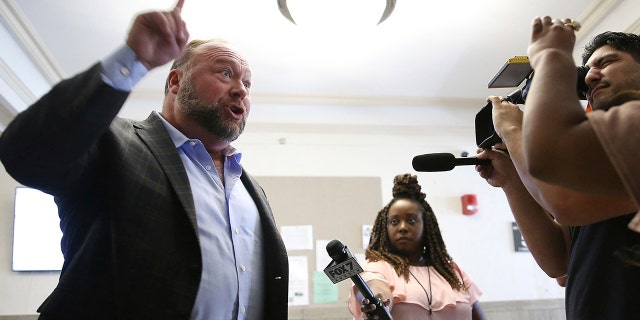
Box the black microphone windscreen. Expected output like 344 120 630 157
326 240 346 261
412 153 455 172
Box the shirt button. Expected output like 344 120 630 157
205 165 212 171
189 141 196 146
241 265 246 272
119 66 130 77
241 306 246 313
234 227 239 234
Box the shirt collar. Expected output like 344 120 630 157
155 111 242 159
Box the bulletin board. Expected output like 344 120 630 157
255 176 383 306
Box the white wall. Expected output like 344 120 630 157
0 100 565 316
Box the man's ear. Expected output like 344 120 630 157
166 69 182 94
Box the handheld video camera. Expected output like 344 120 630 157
475 56 590 149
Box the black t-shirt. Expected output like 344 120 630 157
566 213 640 320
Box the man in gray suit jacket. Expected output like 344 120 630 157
0 1 289 319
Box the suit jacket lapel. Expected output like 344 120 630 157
241 173 276 225
134 112 198 232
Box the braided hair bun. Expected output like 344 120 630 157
392 173 426 202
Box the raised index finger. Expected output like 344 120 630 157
174 0 185 12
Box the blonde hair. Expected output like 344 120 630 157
163 39 232 95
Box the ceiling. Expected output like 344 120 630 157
1 0 639 132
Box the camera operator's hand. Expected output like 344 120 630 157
487 95 523 144
528 16 577 70
476 144 519 189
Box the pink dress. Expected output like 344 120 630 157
347 261 483 320
588 102 640 232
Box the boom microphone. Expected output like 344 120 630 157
412 152 489 172
324 240 392 320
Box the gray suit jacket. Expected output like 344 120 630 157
0 64 289 319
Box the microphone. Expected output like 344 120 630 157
324 240 392 320
412 152 489 172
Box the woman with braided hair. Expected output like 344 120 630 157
347 174 485 320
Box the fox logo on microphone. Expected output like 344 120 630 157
324 258 364 284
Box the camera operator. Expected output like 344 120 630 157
475 17 640 320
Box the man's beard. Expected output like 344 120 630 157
176 79 246 143
591 89 640 111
